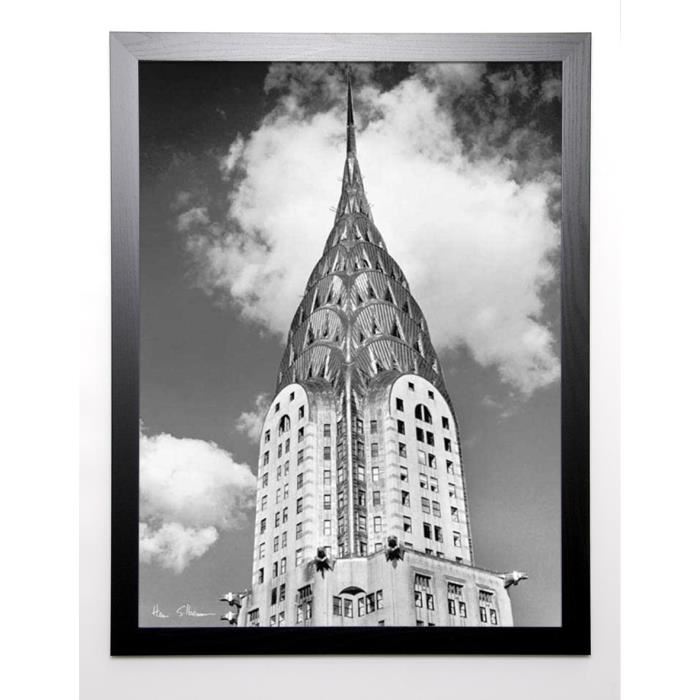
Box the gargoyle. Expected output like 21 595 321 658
313 547 336 577
385 536 404 565
499 571 528 588
220 610 239 626
219 589 250 607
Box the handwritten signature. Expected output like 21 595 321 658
151 603 216 618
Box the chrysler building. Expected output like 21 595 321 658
235 78 522 627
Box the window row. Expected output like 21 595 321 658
332 590 384 617
394 399 451 432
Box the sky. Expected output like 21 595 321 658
138 61 562 627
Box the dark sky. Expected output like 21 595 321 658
138 61 562 627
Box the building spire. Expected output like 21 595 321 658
346 69 356 155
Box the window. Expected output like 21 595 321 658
399 466 408 482
372 490 381 506
270 614 276 626
403 516 412 533
428 390 434 400
264 430 270 443
323 519 332 536
356 440 365 460
259 543 266 558
376 590 384 609
417 449 426 465
479 589 497 624
273 535 279 552
421 497 430 514
263 451 270 466
297 473 303 489
297 427 304 441
375 466 383 481
271 587 278 606
323 423 331 438
248 609 260 626
272 561 278 578
401 490 410 506
370 420 377 434
296 497 303 514
415 404 432 423
366 593 376 613
295 548 303 566
260 518 267 535
453 531 461 547
432 501 441 517
257 568 264 584
356 417 364 432
277 444 283 459
359 541 367 556
278 415 290 435
357 464 365 480
280 557 287 574
278 611 286 626
408 381 415 391
446 459 454 474
274 511 280 528
323 470 331 487
425 548 433 556
275 402 280 412
423 522 432 539
444 438 452 452
262 473 269 487
281 531 287 548
451 506 459 522
333 596 342 616
428 453 436 469
297 449 304 465
397 419 405 435
289 391 295 402
358 515 366 531
298 405 305 420
295 522 302 539
414 574 431 609
284 461 289 475
297 585 313 623
371 442 379 457
416 427 424 442
284 438 290 454
358 490 366 506
323 446 331 460
430 476 438 493
447 583 466 617
419 473 428 489
442 416 449 430
399 443 407 458
396 398 404 411
448 483 457 498
373 516 382 533
323 494 332 510
282 507 288 523
343 599 353 618
358 597 366 617
276 465 282 481
275 488 281 503
426 431 434 447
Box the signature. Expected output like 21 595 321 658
151 603 216 618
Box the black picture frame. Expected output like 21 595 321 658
111 32 590 656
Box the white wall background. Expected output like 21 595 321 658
2 1 697 698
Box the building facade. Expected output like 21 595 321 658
237 81 518 628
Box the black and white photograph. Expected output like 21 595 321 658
137 60 565 631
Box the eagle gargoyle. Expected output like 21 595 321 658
313 547 336 578
220 610 239 626
219 589 250 607
385 536 404 566
499 571 528 589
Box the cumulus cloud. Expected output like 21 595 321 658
179 63 561 395
235 392 270 443
139 427 256 573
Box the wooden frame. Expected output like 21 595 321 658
111 32 590 655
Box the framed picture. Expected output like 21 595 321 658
111 32 590 655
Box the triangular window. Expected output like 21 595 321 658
384 286 395 304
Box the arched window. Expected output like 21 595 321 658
278 415 291 436
415 404 432 424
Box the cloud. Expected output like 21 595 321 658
235 393 270 443
179 64 561 395
139 428 256 573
